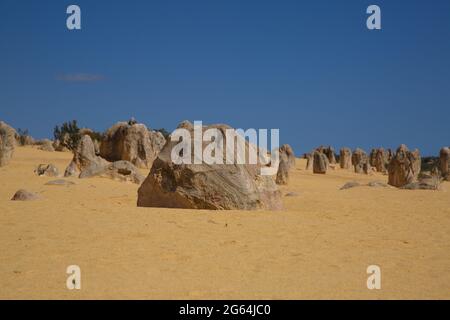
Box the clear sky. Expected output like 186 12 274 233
1 0 449 156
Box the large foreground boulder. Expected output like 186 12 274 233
339 148 352 169
100 121 166 169
440 147 449 181
137 122 283 210
388 144 421 187
0 121 16 167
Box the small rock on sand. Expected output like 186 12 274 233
45 179 75 186
11 189 40 201
340 181 361 190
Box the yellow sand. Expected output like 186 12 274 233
0 146 449 299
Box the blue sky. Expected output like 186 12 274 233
0 0 449 156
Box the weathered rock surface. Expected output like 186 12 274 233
64 135 143 184
340 181 361 190
388 144 421 187
137 122 283 210
323 146 336 164
305 153 313 170
276 144 295 185
276 156 289 185
0 121 16 167
64 135 108 177
440 147 449 181
352 148 367 174
279 144 296 170
35 164 59 177
339 147 352 169
341 181 390 190
374 148 389 173
401 175 441 190
285 192 299 197
313 151 329 174
11 189 40 201
38 139 55 152
45 179 75 186
367 181 389 188
100 121 166 169
79 160 145 184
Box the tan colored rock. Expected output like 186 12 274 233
375 148 389 173
11 189 40 201
352 148 367 174
100 121 166 169
0 121 16 167
276 156 289 185
276 144 295 185
305 153 313 170
440 147 449 181
339 148 352 169
323 146 336 164
137 122 283 210
35 164 59 177
79 160 145 184
388 144 421 187
64 135 108 177
38 139 55 152
53 139 69 152
313 151 329 174
279 144 296 170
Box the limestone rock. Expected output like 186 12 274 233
401 175 441 190
100 121 166 169
279 144 296 170
79 160 145 184
276 156 289 185
440 147 449 181
305 153 313 170
11 189 40 201
323 146 336 164
65 135 108 176
313 151 328 174
340 181 361 190
352 148 367 174
38 139 55 152
45 179 75 186
388 144 421 187
137 122 283 210
0 121 16 167
339 148 352 169
35 164 59 177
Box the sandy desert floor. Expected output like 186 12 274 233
0 146 449 299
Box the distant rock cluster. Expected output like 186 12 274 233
2 117 449 210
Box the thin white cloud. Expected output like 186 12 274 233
56 73 104 82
